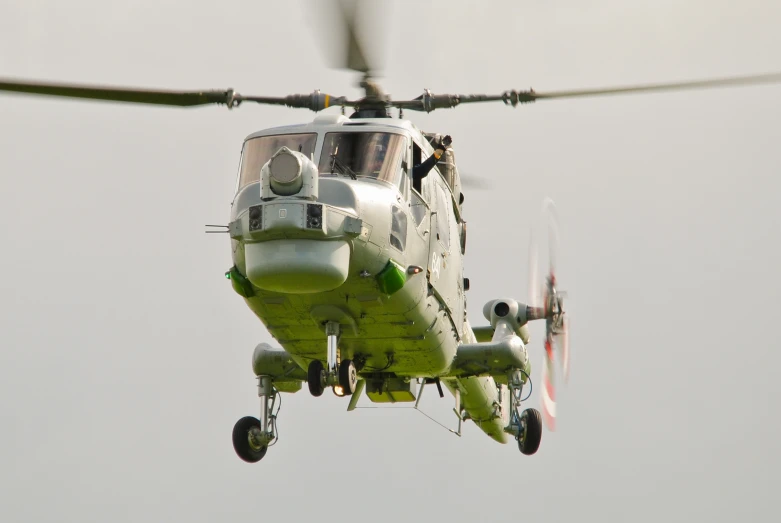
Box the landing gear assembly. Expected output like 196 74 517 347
505 368 543 455
307 321 358 397
232 416 268 463
232 375 279 463
517 408 542 455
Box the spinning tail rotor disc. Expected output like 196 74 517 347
529 198 569 431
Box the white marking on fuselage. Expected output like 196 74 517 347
431 251 441 280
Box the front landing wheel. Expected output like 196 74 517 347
518 408 542 456
232 416 268 463
308 360 325 397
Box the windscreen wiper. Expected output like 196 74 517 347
329 154 357 180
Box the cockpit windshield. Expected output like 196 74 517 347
238 133 317 190
318 132 406 186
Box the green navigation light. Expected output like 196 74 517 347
375 259 407 295
226 266 255 298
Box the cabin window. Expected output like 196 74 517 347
238 133 317 190
410 190 427 228
390 205 407 252
318 132 406 186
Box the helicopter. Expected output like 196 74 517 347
2 2 781 465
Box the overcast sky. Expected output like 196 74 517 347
1 1 780 522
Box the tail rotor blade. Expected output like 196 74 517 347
459 173 490 190
544 197 559 283
528 226 543 309
556 315 570 383
541 337 557 431
529 197 570 430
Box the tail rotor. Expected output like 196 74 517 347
529 198 570 431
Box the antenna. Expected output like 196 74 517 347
205 224 229 234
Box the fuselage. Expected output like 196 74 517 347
228 114 511 442
230 115 465 374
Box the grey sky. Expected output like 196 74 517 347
1 1 780 521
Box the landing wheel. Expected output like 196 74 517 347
518 408 542 456
232 416 268 463
307 360 325 397
338 359 358 395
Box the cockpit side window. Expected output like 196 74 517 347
318 132 406 186
238 133 317 191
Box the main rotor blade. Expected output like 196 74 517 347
0 78 353 111
339 0 372 74
393 72 781 112
315 0 379 76
529 71 781 101
0 78 236 107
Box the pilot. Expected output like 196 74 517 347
412 135 451 192
368 144 385 175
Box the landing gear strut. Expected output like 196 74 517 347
506 368 543 455
307 321 357 397
232 375 278 463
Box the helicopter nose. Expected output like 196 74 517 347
237 199 360 294
244 238 351 294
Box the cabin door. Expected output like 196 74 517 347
425 175 464 338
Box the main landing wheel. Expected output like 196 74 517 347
338 359 358 395
518 408 543 456
308 360 325 397
232 416 268 463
